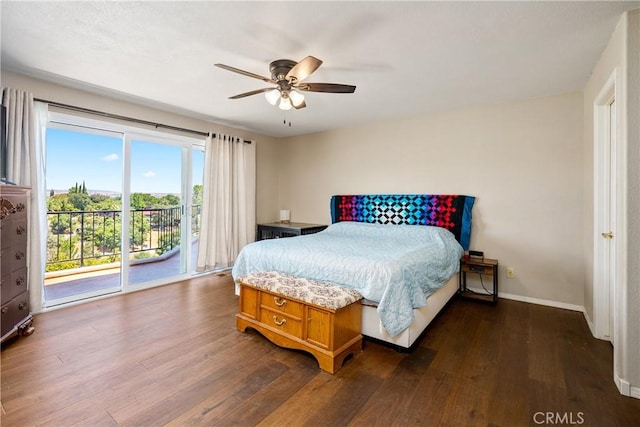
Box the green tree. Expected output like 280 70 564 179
46 232 76 262
68 181 88 195
91 197 120 211
129 213 151 248
131 193 155 210
67 192 91 210
47 194 70 212
159 194 180 206
93 216 121 253
192 184 203 206
49 213 72 234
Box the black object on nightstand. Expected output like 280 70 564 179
256 222 327 241
458 257 499 304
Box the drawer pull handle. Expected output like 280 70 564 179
18 301 28 310
16 225 26 235
15 251 25 260
16 277 25 287
272 316 287 326
273 297 287 307
1 306 8 314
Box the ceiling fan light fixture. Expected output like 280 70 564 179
278 94 292 111
265 89 280 105
216 56 355 111
289 90 305 107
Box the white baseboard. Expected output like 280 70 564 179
466 287 585 312
615 372 640 400
582 308 597 337
614 372 632 397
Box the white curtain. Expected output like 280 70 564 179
196 133 256 271
1 88 47 313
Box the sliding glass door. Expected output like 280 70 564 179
126 137 188 287
45 125 125 303
44 114 205 307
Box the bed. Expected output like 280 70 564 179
232 194 475 349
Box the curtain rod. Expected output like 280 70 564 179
34 98 252 143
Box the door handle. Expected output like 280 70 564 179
601 232 614 239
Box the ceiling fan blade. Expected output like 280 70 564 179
214 63 275 83
229 88 273 99
296 82 356 93
286 56 323 82
293 100 307 110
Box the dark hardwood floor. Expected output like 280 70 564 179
2 272 639 426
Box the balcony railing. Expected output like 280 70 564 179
46 205 201 272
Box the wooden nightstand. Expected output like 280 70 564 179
458 257 499 304
256 222 327 241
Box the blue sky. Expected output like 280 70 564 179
46 128 204 194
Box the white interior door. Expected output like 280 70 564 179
594 77 616 343
606 98 616 344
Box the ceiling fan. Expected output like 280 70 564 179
214 56 356 110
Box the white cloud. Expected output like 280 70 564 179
102 153 119 162
144 171 156 178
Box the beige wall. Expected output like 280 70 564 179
278 93 584 307
582 9 640 395
1 70 281 224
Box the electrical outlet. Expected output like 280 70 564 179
507 267 515 278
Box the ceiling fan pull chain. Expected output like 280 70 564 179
283 111 291 127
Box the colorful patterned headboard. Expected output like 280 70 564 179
330 194 475 250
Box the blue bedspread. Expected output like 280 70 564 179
232 222 463 337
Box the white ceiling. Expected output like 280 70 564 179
2 1 638 138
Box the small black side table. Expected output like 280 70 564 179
256 222 327 241
458 257 499 304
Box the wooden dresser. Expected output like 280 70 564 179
236 272 363 374
1 185 34 344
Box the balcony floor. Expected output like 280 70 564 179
44 242 200 301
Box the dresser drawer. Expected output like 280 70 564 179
0 194 28 220
258 306 303 338
1 217 28 249
1 291 30 338
1 246 27 275
260 291 304 317
1 267 28 305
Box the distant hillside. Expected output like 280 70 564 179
48 189 180 197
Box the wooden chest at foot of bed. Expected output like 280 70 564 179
236 271 363 374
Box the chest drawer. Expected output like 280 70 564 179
260 291 304 317
258 306 303 338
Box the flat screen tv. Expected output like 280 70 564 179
1 104 7 182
